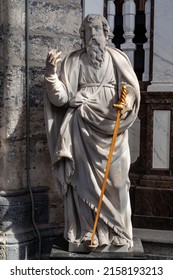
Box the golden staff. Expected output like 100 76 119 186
90 85 127 248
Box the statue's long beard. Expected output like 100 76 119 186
86 37 107 69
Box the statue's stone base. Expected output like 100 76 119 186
68 242 129 253
50 238 145 260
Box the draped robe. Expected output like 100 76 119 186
44 47 140 249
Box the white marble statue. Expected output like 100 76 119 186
44 14 140 251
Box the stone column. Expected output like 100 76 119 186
148 0 173 91
0 0 26 192
0 0 29 260
121 0 136 67
0 0 58 260
142 0 151 81
107 0 116 45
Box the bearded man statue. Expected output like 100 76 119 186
44 14 140 252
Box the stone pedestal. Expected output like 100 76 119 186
148 0 173 91
50 237 145 260
69 242 129 253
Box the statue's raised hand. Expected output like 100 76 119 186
46 48 62 75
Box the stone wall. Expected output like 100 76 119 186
0 0 82 259
0 0 26 191
28 0 82 224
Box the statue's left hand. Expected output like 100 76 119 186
46 48 62 75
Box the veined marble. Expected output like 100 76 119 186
148 0 173 91
152 110 171 169
129 118 140 163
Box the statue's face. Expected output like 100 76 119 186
83 17 107 69
84 19 105 46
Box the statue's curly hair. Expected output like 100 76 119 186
79 14 110 41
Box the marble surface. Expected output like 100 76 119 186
130 92 173 231
152 110 171 169
148 0 173 91
83 0 104 17
133 185 173 230
129 117 140 163
138 91 173 175
134 228 173 244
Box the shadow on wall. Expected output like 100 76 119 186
0 69 61 259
